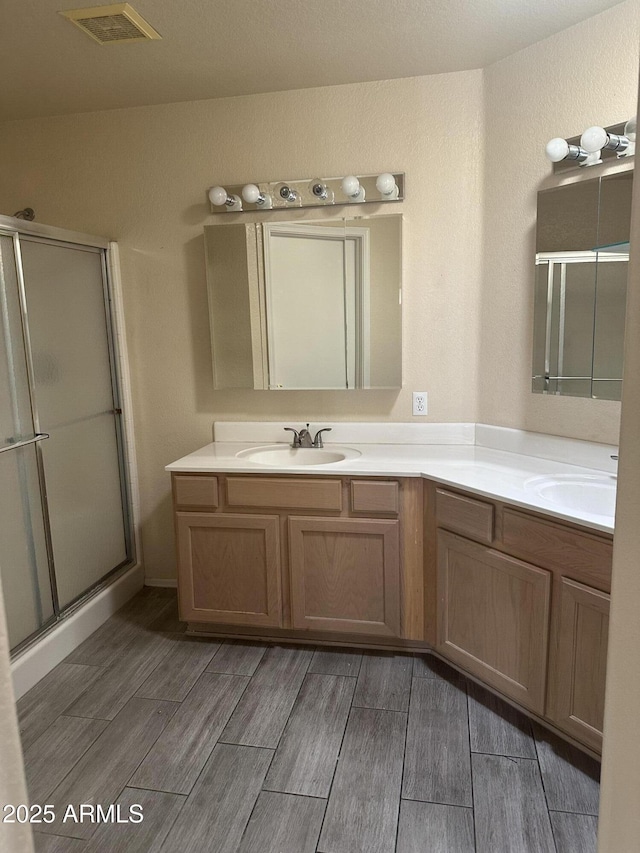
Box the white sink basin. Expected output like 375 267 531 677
525 474 617 517
236 445 361 466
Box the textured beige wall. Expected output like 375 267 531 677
597 68 640 853
0 73 484 577
480 0 640 444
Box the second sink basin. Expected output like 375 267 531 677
236 444 361 466
525 474 617 518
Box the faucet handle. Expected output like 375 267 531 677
313 427 332 448
284 427 301 448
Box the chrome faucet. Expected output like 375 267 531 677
284 424 332 448
298 425 314 448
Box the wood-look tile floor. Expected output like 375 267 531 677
18 589 600 853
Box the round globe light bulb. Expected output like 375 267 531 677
545 138 570 163
580 126 608 154
624 117 637 140
341 175 360 197
376 172 397 195
242 184 261 204
209 186 228 206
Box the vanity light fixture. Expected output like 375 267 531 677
242 184 273 208
207 173 404 213
376 172 399 199
341 175 366 202
208 186 242 211
580 124 634 158
546 119 636 172
545 137 597 166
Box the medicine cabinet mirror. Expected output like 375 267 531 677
532 169 632 400
205 214 402 390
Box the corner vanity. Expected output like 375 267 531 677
167 423 615 757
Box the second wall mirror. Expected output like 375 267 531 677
205 214 402 390
532 169 632 401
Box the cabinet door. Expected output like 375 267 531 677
176 512 282 627
548 577 609 752
289 517 400 636
437 530 551 713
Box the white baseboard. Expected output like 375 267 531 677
144 577 178 588
11 563 144 700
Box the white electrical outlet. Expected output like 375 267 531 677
412 391 428 416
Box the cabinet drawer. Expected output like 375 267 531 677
501 509 612 591
351 480 399 514
226 477 342 511
173 475 219 508
436 488 494 544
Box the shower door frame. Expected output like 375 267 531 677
0 214 136 656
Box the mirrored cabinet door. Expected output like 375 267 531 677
205 214 402 391
532 170 631 400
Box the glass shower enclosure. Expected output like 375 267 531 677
0 218 133 653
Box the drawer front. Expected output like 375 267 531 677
226 477 342 511
501 509 612 591
173 475 219 508
351 480 399 514
436 488 494 544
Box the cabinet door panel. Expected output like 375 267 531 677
548 578 609 752
289 517 400 636
437 530 551 713
177 512 282 627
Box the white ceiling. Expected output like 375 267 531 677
0 0 626 121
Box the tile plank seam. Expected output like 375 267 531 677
534 726 562 828
312 700 362 852
230 745 280 853
466 684 479 853
393 677 412 853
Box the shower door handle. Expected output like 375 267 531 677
0 433 49 455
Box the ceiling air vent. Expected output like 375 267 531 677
60 3 161 44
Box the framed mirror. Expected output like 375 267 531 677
532 169 632 400
205 214 402 390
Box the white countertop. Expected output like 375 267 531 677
166 432 617 534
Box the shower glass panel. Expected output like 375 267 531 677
19 239 128 609
0 234 54 647
0 447 54 648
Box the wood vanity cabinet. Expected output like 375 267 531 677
173 473 423 642
428 480 613 752
172 469 612 754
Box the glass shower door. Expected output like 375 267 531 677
19 238 129 609
0 234 55 648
